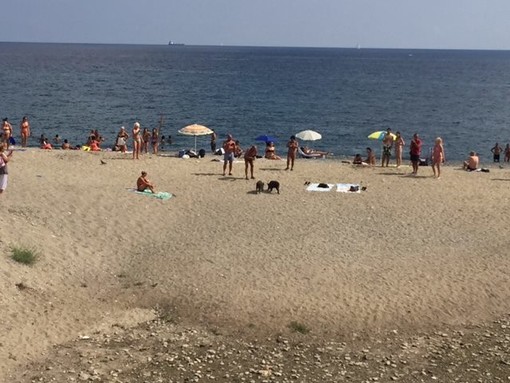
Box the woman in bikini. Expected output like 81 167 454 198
20 116 30 147
151 128 159 154
132 122 141 160
431 137 445 179
141 128 151 154
2 118 13 148
265 142 281 160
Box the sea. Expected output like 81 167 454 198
1 42 510 161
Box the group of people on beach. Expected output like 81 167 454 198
0 117 31 149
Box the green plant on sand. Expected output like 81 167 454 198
10 245 38 265
288 321 310 334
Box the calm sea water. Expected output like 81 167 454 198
1 42 510 161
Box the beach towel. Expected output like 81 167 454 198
128 188 173 200
306 183 334 192
336 183 361 193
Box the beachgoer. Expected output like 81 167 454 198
167 135 172 145
61 139 71 150
19 116 30 147
151 128 159 154
244 145 258 180
409 133 422 175
136 171 155 193
353 153 364 165
463 151 479 171
0 143 13 195
53 134 62 145
285 135 299 170
89 136 101 151
265 141 281 160
431 137 445 179
39 134 46 145
2 118 13 148
222 134 236 176
381 128 393 167
41 138 52 150
302 146 328 156
234 140 243 158
132 122 141 159
116 126 129 153
365 147 376 166
505 143 510 163
210 129 217 153
142 128 151 154
491 142 502 163
394 131 405 168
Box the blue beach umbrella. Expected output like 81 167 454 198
255 134 278 143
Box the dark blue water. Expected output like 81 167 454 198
1 42 510 161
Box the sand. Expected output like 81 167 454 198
1 149 510 378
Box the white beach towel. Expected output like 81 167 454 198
306 183 334 192
336 183 361 193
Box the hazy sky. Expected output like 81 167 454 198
3 0 510 49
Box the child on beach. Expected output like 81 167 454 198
431 137 445 179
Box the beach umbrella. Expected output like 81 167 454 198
178 124 213 152
368 131 397 141
295 129 322 141
255 134 278 143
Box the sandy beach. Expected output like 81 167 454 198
2 149 510 380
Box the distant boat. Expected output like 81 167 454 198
168 41 185 46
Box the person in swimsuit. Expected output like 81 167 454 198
244 145 258 180
409 133 422 175
222 134 236 176
265 141 281 160
491 142 502 163
61 139 71 150
136 171 155 193
116 126 129 153
463 151 479 171
20 116 31 147
394 131 405 168
431 137 445 179
132 122 141 159
285 135 299 170
2 118 13 148
210 129 217 153
0 143 13 195
365 147 376 166
141 128 150 154
505 143 510 163
381 128 393 167
151 128 159 154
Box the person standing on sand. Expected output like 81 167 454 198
2 118 13 148
151 128 159 154
222 134 236 176
409 133 422 175
381 128 393 167
491 142 502 163
244 145 258 180
116 126 129 153
285 135 299 171
19 116 30 147
132 122 141 160
431 137 445 179
136 171 155 193
0 143 13 195
504 143 510 162
394 131 405 168
210 129 217 153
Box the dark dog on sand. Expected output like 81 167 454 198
267 180 280 194
256 180 264 194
